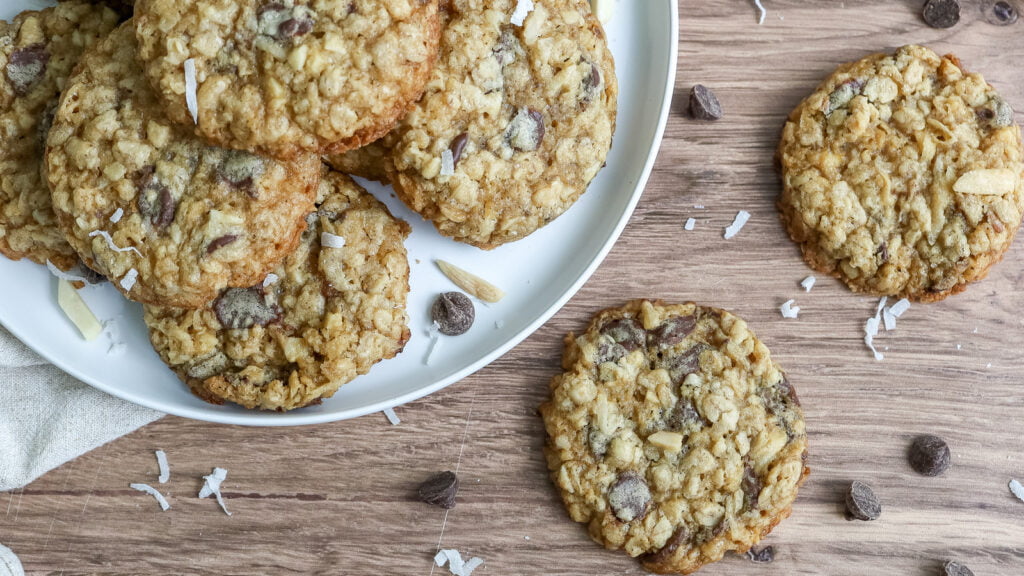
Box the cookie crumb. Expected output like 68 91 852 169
198 467 231 516
130 482 171 511
510 0 534 26
684 218 696 231
723 210 750 239
320 232 346 249
155 450 170 484
800 276 816 292
779 299 800 319
383 408 401 426
183 58 198 124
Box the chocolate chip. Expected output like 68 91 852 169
5 44 49 96
746 546 775 563
777 376 800 406
944 560 975 576
845 480 881 521
206 234 239 254
694 519 727 544
980 96 1015 128
597 318 646 363
909 434 951 476
689 84 723 121
608 471 651 522
135 167 177 230
640 526 689 565
666 398 704 430
825 79 863 115
663 344 706 384
214 287 280 330
923 0 961 28
449 133 469 167
649 315 696 348
278 17 314 39
983 0 1018 24
257 2 285 16
431 292 475 336
506 107 545 152
588 427 611 457
876 242 889 263
581 61 602 105
417 471 459 509
741 464 762 510
218 151 265 196
186 352 229 380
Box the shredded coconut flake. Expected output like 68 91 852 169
434 549 484 576
440 149 455 176
780 299 800 319
693 204 705 209
863 298 887 361
262 273 280 287
800 276 816 292
883 309 897 331
199 467 231 516
184 58 198 125
320 231 346 249
684 218 696 231
0 542 24 576
1010 479 1024 502
723 210 751 239
46 260 90 284
109 207 124 223
155 450 170 484
510 0 534 25
423 322 443 365
119 268 139 292
88 230 141 256
130 483 170 511
383 408 400 426
752 0 766 24
888 298 910 318
495 320 505 330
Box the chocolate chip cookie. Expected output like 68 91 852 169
45 24 320 308
133 0 442 158
778 45 1024 302
540 300 809 575
325 0 617 249
144 168 411 411
1 2 119 271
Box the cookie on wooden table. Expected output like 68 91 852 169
325 0 618 249
133 0 442 158
778 45 1024 302
45 24 320 308
144 168 412 411
0 2 119 271
540 300 808 575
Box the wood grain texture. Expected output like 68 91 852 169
4 1 1024 574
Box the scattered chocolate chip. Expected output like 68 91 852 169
923 0 961 28
5 43 49 96
214 287 280 330
909 434 951 476
597 318 646 363
983 0 1018 25
944 560 975 576
640 526 690 565
845 480 881 521
431 292 475 336
608 471 651 522
983 96 1015 128
449 133 469 167
506 107 545 152
746 545 775 563
417 471 459 509
649 315 696 348
153 188 176 229
581 61 602 105
741 464 762 510
825 79 863 115
206 234 239 254
278 17 314 39
777 377 800 406
588 427 611 457
663 344 706 384
218 151 265 196
689 84 723 121
666 397 704 430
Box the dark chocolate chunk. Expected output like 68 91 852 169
923 0 961 28
449 133 470 167
746 545 775 563
608 471 651 522
640 526 690 565
909 434 951 476
845 480 881 521
649 315 696 348
944 560 975 576
663 344 706 385
431 292 475 336
596 318 646 364
206 234 239 254
278 17 314 39
135 167 177 230
417 471 459 509
218 151 265 196
214 287 280 330
825 79 863 115
506 107 545 151
741 463 762 510
689 84 723 121
5 44 49 96
666 397 705 430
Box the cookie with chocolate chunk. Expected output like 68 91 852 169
144 168 411 411
325 0 617 249
133 0 442 158
778 45 1024 302
540 300 808 575
46 24 319 308
0 2 119 271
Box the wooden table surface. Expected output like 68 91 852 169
4 1 1024 574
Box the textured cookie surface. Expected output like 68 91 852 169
46 24 319 308
0 2 119 270
540 300 808 575
778 45 1024 302
144 169 411 411
133 0 441 158
327 0 617 249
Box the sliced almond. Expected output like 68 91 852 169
436 260 505 303
953 168 1018 196
57 278 102 341
647 431 684 453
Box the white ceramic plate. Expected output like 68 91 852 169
0 0 678 425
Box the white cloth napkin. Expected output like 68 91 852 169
0 326 163 492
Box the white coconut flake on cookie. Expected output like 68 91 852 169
184 58 198 124
320 232 346 249
88 230 141 256
510 0 534 26
109 207 124 223
119 268 139 292
440 149 455 176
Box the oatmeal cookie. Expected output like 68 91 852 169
325 0 617 249
0 2 119 270
133 0 442 158
540 300 808 575
778 45 1024 302
46 24 320 308
144 168 411 411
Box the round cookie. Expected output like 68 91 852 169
46 24 320 308
0 2 120 270
778 45 1024 302
540 300 808 575
144 168 411 411
326 0 617 249
133 0 442 158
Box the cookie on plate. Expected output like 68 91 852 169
46 24 320 308
325 0 617 249
540 300 808 575
144 168 411 411
0 2 120 271
133 0 442 158
778 45 1024 302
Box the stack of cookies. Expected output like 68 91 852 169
1 0 618 411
